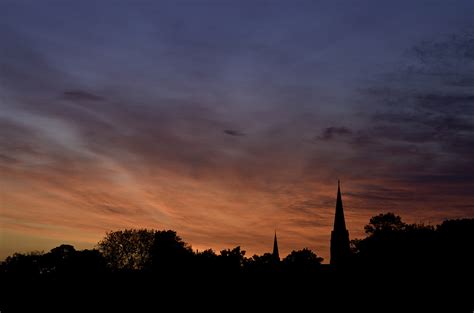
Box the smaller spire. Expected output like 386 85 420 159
273 230 280 261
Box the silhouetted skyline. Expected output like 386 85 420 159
2 210 472 312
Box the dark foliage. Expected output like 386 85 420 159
1 213 472 312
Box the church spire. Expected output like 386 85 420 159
330 180 350 266
334 180 347 231
273 231 280 261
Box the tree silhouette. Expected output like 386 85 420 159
1 251 44 278
219 246 246 273
72 249 106 275
97 229 156 270
43 244 77 276
437 219 474 271
150 230 193 272
245 252 278 275
249 252 275 266
353 213 437 269
364 212 407 235
282 248 323 272
194 249 219 273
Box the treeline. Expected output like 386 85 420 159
0 229 323 278
1 213 473 312
2 213 472 276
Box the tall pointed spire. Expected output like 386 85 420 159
272 231 280 261
330 180 350 266
334 180 347 231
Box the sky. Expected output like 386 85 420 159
1 0 474 262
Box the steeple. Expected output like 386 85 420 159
334 180 347 231
330 180 350 266
272 231 280 261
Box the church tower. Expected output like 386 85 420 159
330 180 350 266
272 231 280 261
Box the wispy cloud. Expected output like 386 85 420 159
317 127 352 141
224 129 246 136
63 90 104 102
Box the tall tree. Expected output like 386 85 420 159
150 230 193 271
97 229 156 270
364 212 406 235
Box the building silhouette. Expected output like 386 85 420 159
273 231 280 261
330 180 350 266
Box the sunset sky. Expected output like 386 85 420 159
1 0 474 261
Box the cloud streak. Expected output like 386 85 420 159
317 127 353 141
224 129 246 137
